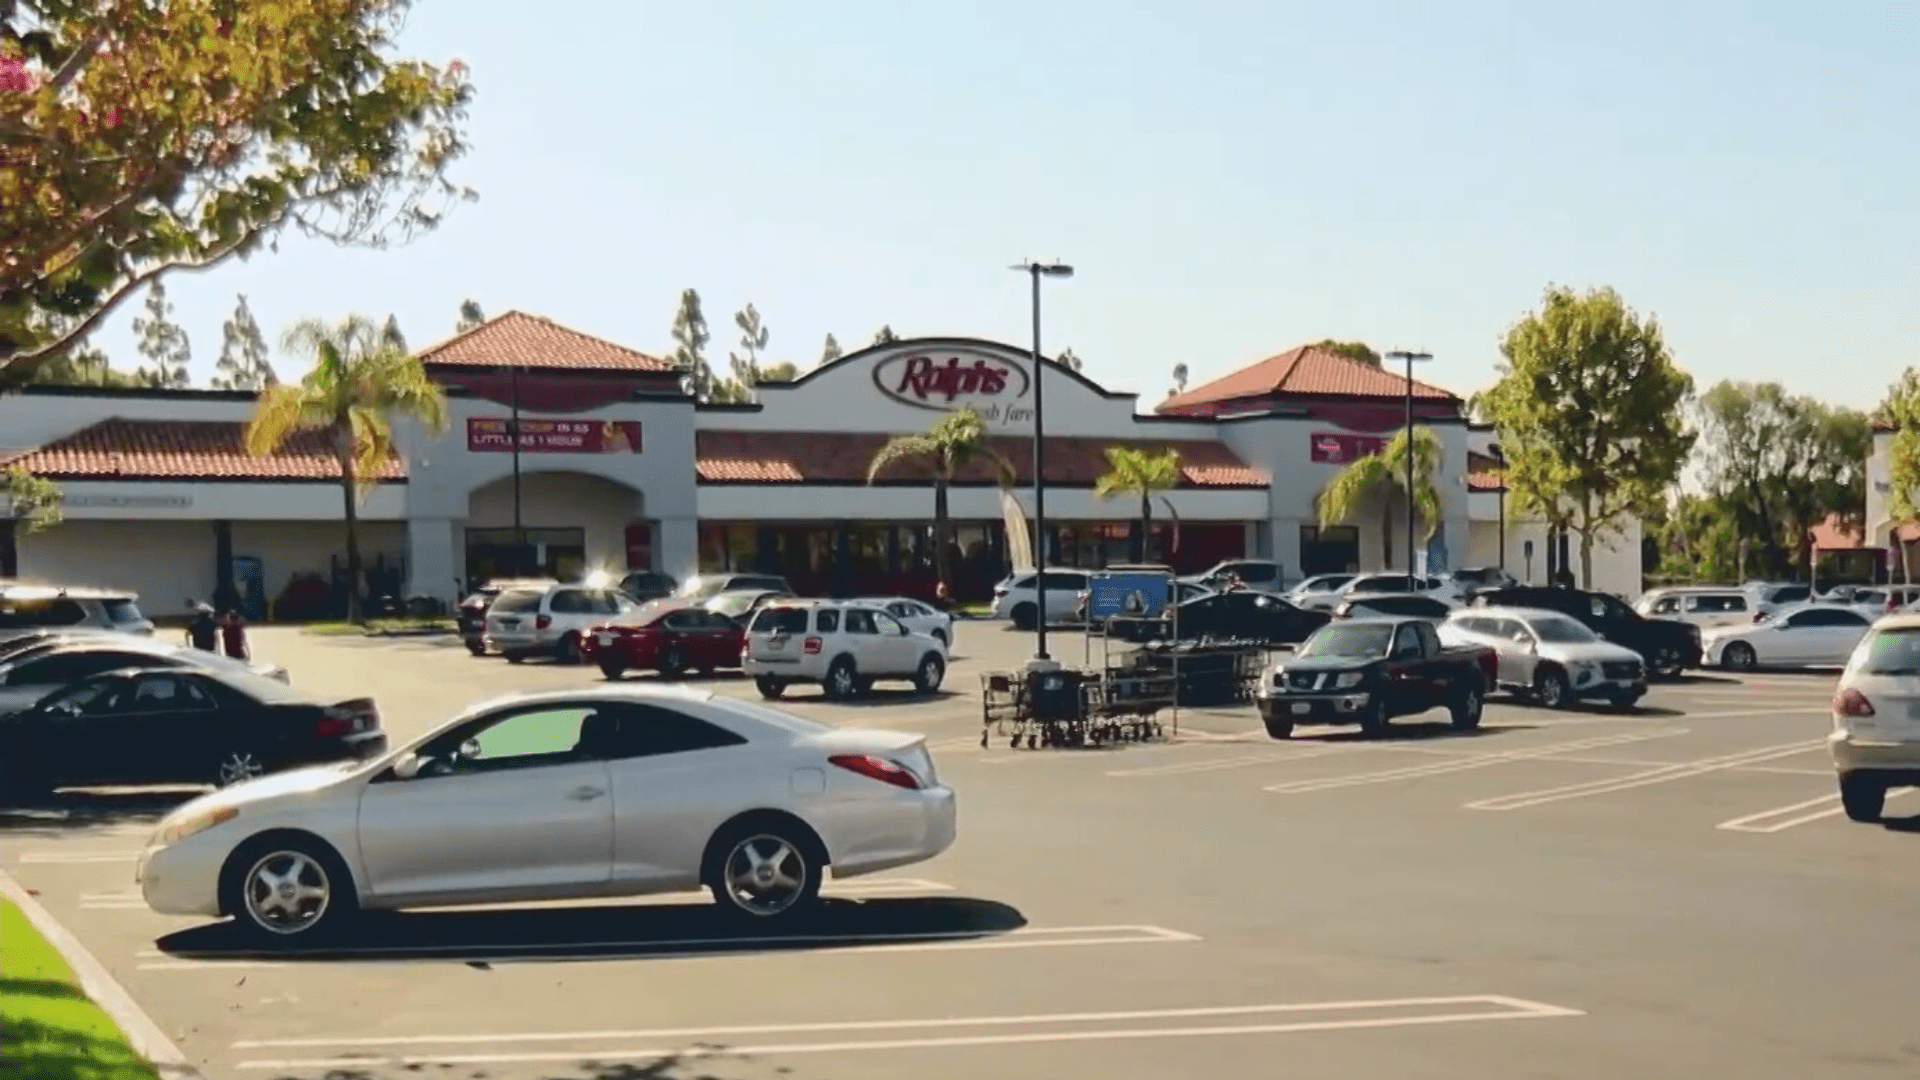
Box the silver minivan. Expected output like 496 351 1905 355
0 585 153 643
1636 587 1753 630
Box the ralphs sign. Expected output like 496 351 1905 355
871 350 1036 424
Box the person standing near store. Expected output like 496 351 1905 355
219 608 250 661
185 603 218 652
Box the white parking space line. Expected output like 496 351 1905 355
1108 745 1351 778
136 924 1200 970
230 994 1583 1069
1717 789 1915 833
1262 730 1690 795
76 875 951 911
1467 740 1825 811
1654 707 1829 721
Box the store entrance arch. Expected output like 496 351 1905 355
464 470 648 588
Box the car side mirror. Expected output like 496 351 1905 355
392 753 425 780
459 737 483 760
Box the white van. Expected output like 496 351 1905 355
1635 587 1753 630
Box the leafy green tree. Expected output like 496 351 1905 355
759 360 799 382
0 1 475 380
867 408 1016 596
1696 381 1869 578
1055 348 1082 372
245 315 449 624
211 294 275 390
455 298 486 333
1315 428 1444 569
723 303 769 404
1094 447 1182 561
818 333 842 367
1314 340 1381 366
381 315 408 353
1877 368 1920 579
26 334 134 386
871 325 900 346
3 467 62 535
1654 493 1743 583
131 281 190 388
1168 362 1189 399
669 289 720 402
1476 285 1695 588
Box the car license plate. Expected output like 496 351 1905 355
1291 702 1312 715
499 619 520 629
597 633 614 647
765 638 785 651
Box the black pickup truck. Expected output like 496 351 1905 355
1255 617 1498 739
1472 586 1701 677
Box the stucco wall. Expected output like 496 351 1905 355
1466 516 1643 598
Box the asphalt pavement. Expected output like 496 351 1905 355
5 623 1920 1080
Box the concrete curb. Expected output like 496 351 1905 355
0 866 207 1080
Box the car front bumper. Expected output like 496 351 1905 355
137 837 227 918
1257 692 1373 724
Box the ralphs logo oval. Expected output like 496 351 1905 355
872 351 1033 413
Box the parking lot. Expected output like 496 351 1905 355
6 622 1920 1080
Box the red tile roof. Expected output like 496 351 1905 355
417 311 673 373
1467 472 1503 492
1159 344 1457 413
1 418 406 481
695 431 1265 487
1872 418 1895 433
1811 517 1866 550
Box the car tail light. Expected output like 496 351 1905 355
1888 598 1900 613
1834 688 1875 717
803 635 823 655
317 700 380 737
1753 612 1766 623
536 615 552 630
829 754 924 790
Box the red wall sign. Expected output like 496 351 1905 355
872 352 1033 416
1310 432 1388 464
467 417 643 453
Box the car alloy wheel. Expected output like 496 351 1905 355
1536 670 1569 709
240 848 334 937
558 634 583 664
216 751 265 787
1723 642 1757 670
914 654 945 694
660 646 686 678
1451 685 1483 730
1653 647 1682 677
719 833 811 917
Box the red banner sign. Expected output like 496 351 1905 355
467 417 643 454
1310 432 1388 464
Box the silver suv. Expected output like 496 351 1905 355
0 585 153 643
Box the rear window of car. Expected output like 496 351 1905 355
750 608 810 635
102 598 145 624
1852 627 1920 675
491 590 543 614
730 576 788 593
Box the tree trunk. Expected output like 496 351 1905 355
1136 490 1153 562
1577 497 1595 590
337 432 364 625
932 477 952 598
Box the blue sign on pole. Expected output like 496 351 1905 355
1088 572 1173 620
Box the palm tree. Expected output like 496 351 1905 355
246 315 449 624
1094 446 1183 562
1316 427 1444 572
866 408 1016 597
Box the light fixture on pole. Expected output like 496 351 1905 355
1011 260 1073 666
1385 350 1434 583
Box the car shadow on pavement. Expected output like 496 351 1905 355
767 688 966 708
1291 722 1527 744
152 895 1027 964
0 789 197 838
258 1056 775 1080
1879 813 1920 834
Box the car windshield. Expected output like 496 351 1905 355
675 576 731 599
1530 616 1598 643
1296 623 1394 658
1854 627 1920 675
708 591 769 617
491 590 542 614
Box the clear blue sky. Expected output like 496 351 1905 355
92 0 1920 410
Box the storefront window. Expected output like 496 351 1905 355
699 524 731 571
848 526 887 574
727 527 756 573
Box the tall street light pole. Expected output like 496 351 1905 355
1012 260 1073 666
1385 350 1433 583
1490 443 1507 571
508 359 526 577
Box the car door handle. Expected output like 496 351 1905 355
566 785 607 801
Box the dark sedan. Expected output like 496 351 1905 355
1108 590 1330 645
1333 594 1455 622
0 666 386 798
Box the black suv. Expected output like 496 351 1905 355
1473 585 1700 678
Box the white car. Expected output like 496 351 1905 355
0 639 288 716
990 569 1091 629
1636 587 1755 630
137 684 957 941
742 601 948 701
1703 602 1875 669
485 584 636 664
1829 614 1920 822
847 597 956 647
1287 574 1356 611
1329 573 1464 609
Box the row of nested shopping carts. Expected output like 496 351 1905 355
979 638 1273 749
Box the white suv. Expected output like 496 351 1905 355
0 585 154 643
485 584 635 664
991 569 1091 629
743 601 948 701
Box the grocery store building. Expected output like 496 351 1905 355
0 312 1637 615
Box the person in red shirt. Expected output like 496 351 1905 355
218 609 250 661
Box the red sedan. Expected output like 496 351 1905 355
580 600 746 680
